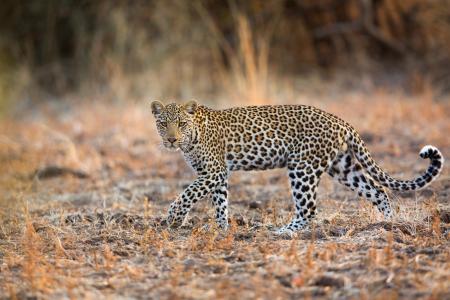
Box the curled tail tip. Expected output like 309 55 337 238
419 145 443 161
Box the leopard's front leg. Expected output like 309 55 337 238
166 171 227 227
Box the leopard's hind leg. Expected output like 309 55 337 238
212 181 229 229
328 151 393 218
276 156 326 236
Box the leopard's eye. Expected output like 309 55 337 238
179 121 187 127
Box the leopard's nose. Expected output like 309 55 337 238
167 137 177 144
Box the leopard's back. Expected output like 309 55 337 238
212 105 350 171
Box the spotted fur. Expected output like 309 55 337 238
151 101 444 235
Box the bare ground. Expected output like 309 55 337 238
0 95 449 299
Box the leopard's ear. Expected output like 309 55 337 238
151 100 165 116
184 100 198 115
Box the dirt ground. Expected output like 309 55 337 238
0 94 449 299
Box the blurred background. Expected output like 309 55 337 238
1 0 450 115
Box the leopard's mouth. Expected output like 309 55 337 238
163 141 180 151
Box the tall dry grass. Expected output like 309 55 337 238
0 0 449 112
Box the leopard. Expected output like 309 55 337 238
151 100 444 236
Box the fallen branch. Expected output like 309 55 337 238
34 165 89 179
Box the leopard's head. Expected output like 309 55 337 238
151 100 198 151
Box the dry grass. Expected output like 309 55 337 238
0 90 449 299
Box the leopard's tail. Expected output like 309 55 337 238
350 134 444 191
